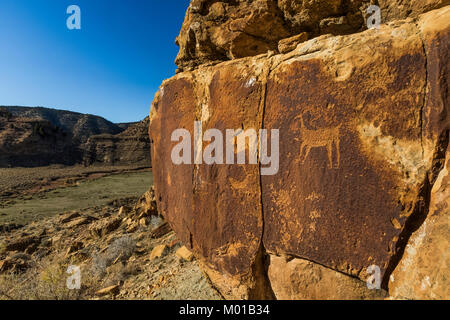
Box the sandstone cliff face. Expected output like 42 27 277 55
175 0 450 71
0 109 81 167
150 3 449 299
83 117 151 166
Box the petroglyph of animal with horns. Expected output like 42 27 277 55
294 112 342 169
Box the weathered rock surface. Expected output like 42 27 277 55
268 255 387 299
151 56 278 299
174 0 450 71
278 32 308 54
262 7 449 282
385 8 450 299
175 0 374 70
151 5 450 299
389 144 449 299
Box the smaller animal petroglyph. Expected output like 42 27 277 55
295 114 341 169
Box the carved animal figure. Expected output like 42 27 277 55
295 115 341 169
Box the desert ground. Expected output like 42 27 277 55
0 166 152 225
0 165 221 300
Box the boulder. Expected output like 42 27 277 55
278 32 308 54
65 216 96 228
150 56 271 299
65 241 84 257
133 187 158 218
386 8 450 299
59 211 81 224
150 244 168 261
176 246 194 262
0 253 32 273
89 217 122 238
2 236 40 253
150 222 172 239
96 285 120 296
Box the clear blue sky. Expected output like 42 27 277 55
0 0 189 123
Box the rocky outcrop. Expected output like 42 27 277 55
82 117 151 166
175 0 374 71
379 0 450 21
174 0 450 72
386 7 450 299
268 255 387 300
150 3 449 299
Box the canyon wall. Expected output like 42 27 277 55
150 2 449 299
83 117 151 166
0 108 82 167
0 106 151 168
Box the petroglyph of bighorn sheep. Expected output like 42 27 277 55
295 114 341 169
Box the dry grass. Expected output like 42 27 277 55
0 236 140 300
91 236 136 278
0 257 84 300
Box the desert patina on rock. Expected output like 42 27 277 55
262 17 432 281
150 4 450 299
150 58 273 299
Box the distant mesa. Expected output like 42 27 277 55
3 106 123 144
0 106 151 168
